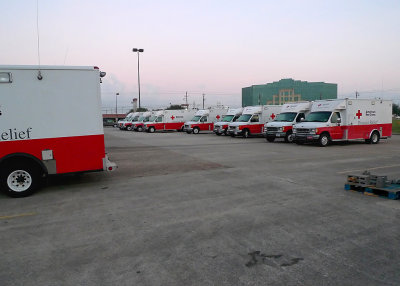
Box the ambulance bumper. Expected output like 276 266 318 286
294 134 319 143
227 129 242 136
265 131 286 138
213 127 224 134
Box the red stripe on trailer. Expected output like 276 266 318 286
149 122 185 131
316 123 392 140
191 123 214 131
0 134 105 174
239 124 264 135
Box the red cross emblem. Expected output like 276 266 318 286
356 110 362 119
171 115 175 120
270 113 276 119
216 115 220 119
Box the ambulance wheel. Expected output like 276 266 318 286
149 127 155 133
242 129 250 138
0 162 41 198
193 128 200 134
127 126 132 131
224 129 228 135
266 136 275 142
137 126 143 132
284 131 294 143
186 130 192 134
318 133 330 147
368 131 380 144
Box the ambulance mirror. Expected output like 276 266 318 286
337 118 341 124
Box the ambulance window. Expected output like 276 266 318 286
0 72 12 83
331 112 341 123
233 115 240 122
296 113 305 122
155 116 163 122
200 116 207 122
251 115 259 122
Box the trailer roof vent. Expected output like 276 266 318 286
0 72 12 83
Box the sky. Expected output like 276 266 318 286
1 0 400 112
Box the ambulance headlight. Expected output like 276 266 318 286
293 128 297 133
310 128 316 134
278 127 283 132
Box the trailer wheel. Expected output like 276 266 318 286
193 127 200 134
266 136 275 142
318 133 330 147
149 127 155 133
0 162 41 197
242 129 250 138
369 131 380 144
284 131 294 143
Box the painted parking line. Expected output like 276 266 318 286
337 164 400 174
0 212 37 220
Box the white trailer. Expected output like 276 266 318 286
293 99 392 146
0 65 116 197
122 112 142 131
144 109 197 132
213 108 243 135
265 102 312 143
118 112 134 129
227 105 281 138
184 107 228 134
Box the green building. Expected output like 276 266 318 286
242 78 337 107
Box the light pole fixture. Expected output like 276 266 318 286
132 48 144 108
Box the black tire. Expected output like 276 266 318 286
230 134 235 137
216 133 222 136
242 129 250 138
186 130 192 134
266 136 275 142
0 162 41 198
193 127 200 134
149 127 155 133
284 131 294 143
127 126 132 131
369 131 380 144
137 126 143 132
224 129 228 135
318 133 330 147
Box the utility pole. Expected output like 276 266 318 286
356 91 359 99
202 93 205 109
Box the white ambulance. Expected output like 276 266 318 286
265 102 312 143
132 111 155 132
144 109 197 133
118 112 134 129
123 112 142 131
0 65 116 197
293 99 392 147
184 107 228 134
227 105 281 138
213 108 243 135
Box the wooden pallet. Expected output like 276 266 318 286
345 183 400 200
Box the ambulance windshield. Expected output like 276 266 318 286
137 116 144 122
132 116 139 121
237 114 252 122
304 111 332 122
191 115 201 122
222 115 234 122
275 112 297 122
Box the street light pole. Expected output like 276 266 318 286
115 92 119 122
132 48 144 109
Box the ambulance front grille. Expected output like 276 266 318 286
296 128 310 135
266 127 278 132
